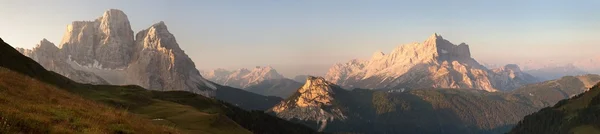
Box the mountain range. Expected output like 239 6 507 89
324 33 539 92
14 9 282 111
202 66 303 98
6 8 600 134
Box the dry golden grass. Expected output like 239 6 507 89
0 67 180 134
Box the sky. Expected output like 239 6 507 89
1 0 599 77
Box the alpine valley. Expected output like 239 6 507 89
4 8 600 134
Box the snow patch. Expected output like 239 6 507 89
67 55 126 70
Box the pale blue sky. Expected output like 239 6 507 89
1 0 599 77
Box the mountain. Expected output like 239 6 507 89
16 9 281 111
325 33 539 92
269 76 545 133
490 64 539 90
525 64 589 81
270 76 348 132
17 9 215 96
245 78 303 98
1 37 318 133
509 82 600 134
573 56 600 74
202 66 285 89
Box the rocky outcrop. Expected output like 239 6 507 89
203 66 285 88
270 76 347 132
325 33 538 91
17 9 216 96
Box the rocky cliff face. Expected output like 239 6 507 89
270 76 347 132
60 9 134 69
16 9 216 96
203 66 285 88
325 33 538 91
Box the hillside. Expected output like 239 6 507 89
0 38 318 133
510 74 600 108
0 67 179 133
270 76 541 134
509 82 600 134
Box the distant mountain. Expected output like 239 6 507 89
245 78 303 98
325 33 539 92
525 64 589 81
1 37 319 133
202 66 285 89
574 56 600 74
15 9 278 111
510 82 600 134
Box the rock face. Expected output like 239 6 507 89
17 39 108 84
270 76 347 132
60 9 134 69
202 66 285 89
16 9 216 96
325 33 538 91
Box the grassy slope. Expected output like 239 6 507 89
0 68 179 133
509 82 600 134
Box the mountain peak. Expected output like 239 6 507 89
151 21 167 29
296 76 334 107
36 39 58 50
426 32 443 42
271 76 347 131
101 9 128 20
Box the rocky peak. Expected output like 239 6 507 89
60 9 134 69
270 76 347 131
295 76 335 107
36 39 59 51
136 21 182 52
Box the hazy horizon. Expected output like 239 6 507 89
2 0 599 77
